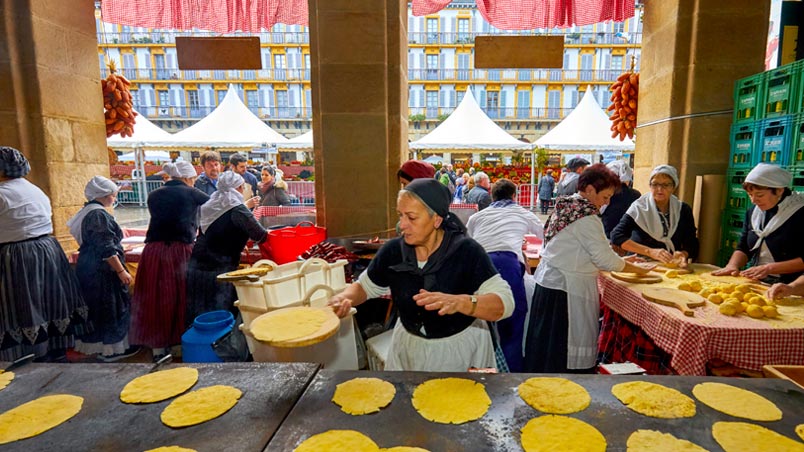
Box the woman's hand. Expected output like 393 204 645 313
413 290 466 316
628 262 656 276
245 196 260 209
117 270 133 286
623 254 646 264
711 265 740 277
767 283 793 300
647 247 673 263
327 294 352 318
740 264 771 281
672 251 689 268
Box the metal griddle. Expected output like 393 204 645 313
0 362 318 452
266 370 804 451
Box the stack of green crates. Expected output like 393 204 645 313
720 59 803 265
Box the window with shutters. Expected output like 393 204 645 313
274 54 286 81
217 90 226 105
580 54 594 81
426 90 438 118
276 90 289 117
486 91 499 118
157 90 170 116
457 18 470 42
548 90 561 119
517 91 530 119
122 53 136 80
154 54 167 80
426 54 439 80
457 53 470 81
571 90 579 108
426 18 438 44
187 90 200 118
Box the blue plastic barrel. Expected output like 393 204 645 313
181 310 235 363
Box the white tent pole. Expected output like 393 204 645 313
530 150 535 210
136 145 147 207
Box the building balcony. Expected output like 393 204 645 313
408 68 625 83
102 68 312 83
408 106 585 120
408 31 641 46
97 30 641 47
139 105 312 120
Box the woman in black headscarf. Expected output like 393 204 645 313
328 179 514 372
0 146 89 362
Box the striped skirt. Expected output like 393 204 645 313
129 242 193 349
0 236 89 361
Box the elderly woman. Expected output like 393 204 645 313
610 165 699 265
67 176 139 362
186 171 266 325
0 147 88 362
397 159 435 187
130 161 209 362
712 164 804 283
524 164 653 373
328 179 515 372
258 165 292 206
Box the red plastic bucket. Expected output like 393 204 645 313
260 221 326 264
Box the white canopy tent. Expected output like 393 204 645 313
107 111 174 149
279 130 313 150
535 86 635 151
117 150 171 161
151 85 289 150
409 88 534 153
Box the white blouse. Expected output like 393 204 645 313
0 178 53 243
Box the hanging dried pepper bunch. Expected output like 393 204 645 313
608 59 639 141
102 60 137 138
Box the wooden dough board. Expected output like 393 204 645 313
652 264 692 275
642 287 706 316
610 271 663 284
253 307 340 348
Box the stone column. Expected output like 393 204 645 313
309 0 408 237
0 0 109 250
635 0 770 256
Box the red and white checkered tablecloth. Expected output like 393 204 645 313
252 206 315 220
598 274 804 376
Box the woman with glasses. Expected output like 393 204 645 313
712 164 804 283
610 165 699 266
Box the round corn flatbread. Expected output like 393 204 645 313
520 415 606 452
294 430 379 452
797 424 804 441
144 447 197 452
0 371 13 391
224 267 272 277
0 394 83 444
160 385 242 428
692 382 782 421
611 381 696 418
626 429 709 452
712 422 804 452
518 377 591 414
120 367 199 404
250 308 328 343
411 378 491 424
332 377 396 415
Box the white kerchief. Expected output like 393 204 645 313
199 171 245 233
164 161 197 179
67 202 106 246
84 176 118 201
749 192 804 251
606 160 633 182
625 192 682 252
745 163 792 188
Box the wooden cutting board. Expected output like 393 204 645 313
698 271 757 285
610 271 663 284
652 264 693 275
250 307 340 348
642 287 706 316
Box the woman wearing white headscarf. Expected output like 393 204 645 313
0 146 88 362
185 171 266 325
712 164 804 283
600 159 641 239
610 165 699 265
130 161 209 362
67 176 139 361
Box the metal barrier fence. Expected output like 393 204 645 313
115 180 165 205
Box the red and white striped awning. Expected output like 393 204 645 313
100 0 635 33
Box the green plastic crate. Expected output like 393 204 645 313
725 183 751 211
756 116 794 166
733 73 765 123
722 208 747 230
728 122 759 168
763 62 800 118
790 112 804 168
725 168 750 186
719 225 743 256
795 60 804 114
789 165 804 194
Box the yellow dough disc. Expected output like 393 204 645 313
626 429 709 452
160 385 242 428
0 371 13 391
712 422 804 452
0 394 83 444
797 424 804 441
412 378 491 424
692 382 782 421
611 381 696 418
250 308 327 342
520 415 606 452
294 430 379 452
120 367 199 404
518 377 591 414
332 377 396 415
144 447 197 452
381 448 431 452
